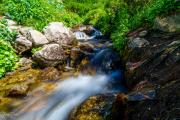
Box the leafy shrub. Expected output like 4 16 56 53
0 18 17 43
65 0 177 53
0 0 82 30
0 39 19 78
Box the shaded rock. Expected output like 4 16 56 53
128 37 150 48
17 57 33 67
43 22 74 45
27 29 49 46
14 35 32 54
33 44 67 67
154 13 180 32
70 45 93 68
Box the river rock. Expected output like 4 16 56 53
154 13 180 32
43 22 74 45
33 44 67 67
27 29 49 46
128 37 150 48
14 35 32 54
38 67 61 81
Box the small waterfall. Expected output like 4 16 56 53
74 26 102 40
17 74 111 120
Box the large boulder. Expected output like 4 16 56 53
43 22 74 45
14 35 32 54
33 44 67 67
27 29 49 46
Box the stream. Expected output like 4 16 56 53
3 27 126 120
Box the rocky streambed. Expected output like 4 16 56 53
0 13 179 120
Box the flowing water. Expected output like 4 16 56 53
12 27 125 120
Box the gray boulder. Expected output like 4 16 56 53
43 22 74 45
27 29 49 46
33 44 67 67
14 35 32 54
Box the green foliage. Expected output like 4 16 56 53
0 39 19 78
0 0 177 53
31 47 42 54
0 0 82 30
64 0 177 53
0 18 17 43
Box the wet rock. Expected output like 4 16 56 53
71 95 116 120
154 13 180 32
0 69 41 97
14 35 32 54
70 48 85 67
38 67 61 81
127 90 156 101
70 45 94 68
128 37 150 48
71 94 128 120
27 29 49 46
43 22 74 45
33 44 67 67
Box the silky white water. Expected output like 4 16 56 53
17 74 110 120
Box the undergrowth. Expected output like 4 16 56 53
0 18 19 78
0 0 82 30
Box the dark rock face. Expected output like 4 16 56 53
124 30 180 120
